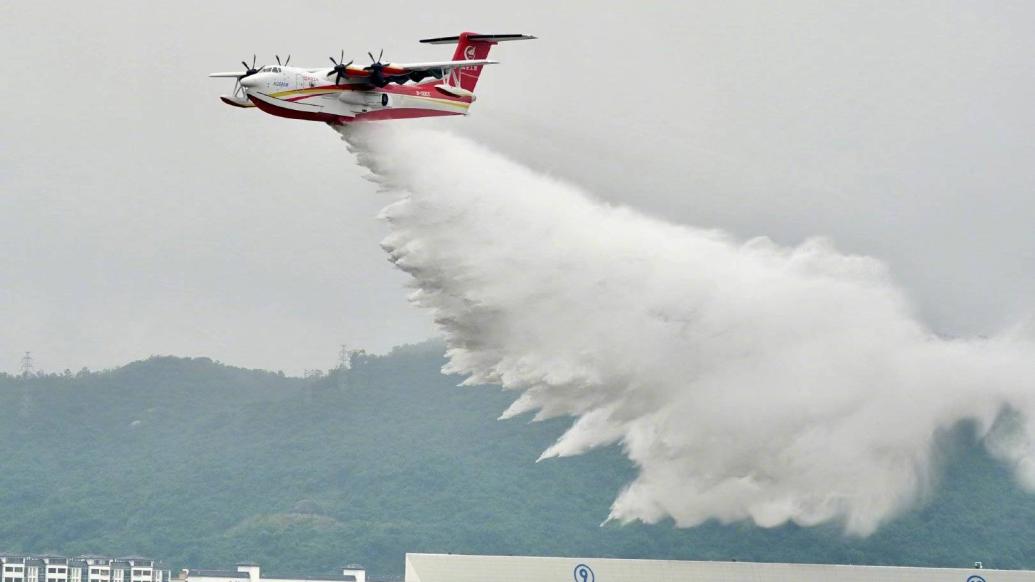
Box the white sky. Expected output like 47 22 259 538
2 1 1033 375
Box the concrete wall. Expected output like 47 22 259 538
233 566 259 582
341 568 365 582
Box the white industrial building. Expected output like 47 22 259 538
181 563 364 582
403 553 1035 582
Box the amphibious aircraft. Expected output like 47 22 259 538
209 32 534 125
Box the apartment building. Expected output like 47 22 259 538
0 556 167 582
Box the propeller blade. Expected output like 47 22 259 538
276 55 281 66
340 49 345 63
251 54 257 68
378 48 384 62
285 55 290 65
368 51 375 63
241 61 249 69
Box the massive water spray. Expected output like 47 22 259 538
340 125 1035 535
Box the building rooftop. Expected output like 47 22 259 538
187 571 249 579
262 571 356 575
404 554 1035 582
185 571 355 582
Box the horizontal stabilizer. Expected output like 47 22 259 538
419 33 536 45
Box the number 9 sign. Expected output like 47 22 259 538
573 564 595 582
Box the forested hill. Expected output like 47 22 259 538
0 343 1033 579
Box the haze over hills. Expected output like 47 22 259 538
0 342 1032 579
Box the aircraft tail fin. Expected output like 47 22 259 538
419 32 535 92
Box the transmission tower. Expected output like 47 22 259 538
338 344 352 371
19 352 34 377
337 344 351 390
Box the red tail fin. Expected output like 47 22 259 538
449 32 493 92
420 32 536 93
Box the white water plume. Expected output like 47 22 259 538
340 125 1035 535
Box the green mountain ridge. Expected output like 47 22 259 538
1 342 1032 579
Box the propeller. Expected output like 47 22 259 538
325 48 411 88
275 54 291 66
364 48 410 87
240 54 263 78
327 50 355 85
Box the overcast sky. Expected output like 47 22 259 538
2 1 1032 375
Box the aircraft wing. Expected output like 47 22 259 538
323 60 498 80
209 72 246 78
388 59 498 73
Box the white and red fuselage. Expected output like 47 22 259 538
228 69 476 123
211 32 533 126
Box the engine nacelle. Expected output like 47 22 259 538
338 91 390 108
